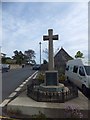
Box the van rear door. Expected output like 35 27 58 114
77 66 86 89
72 65 79 86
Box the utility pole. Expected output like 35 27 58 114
0 46 1 64
39 42 41 65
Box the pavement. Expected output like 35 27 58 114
7 87 90 118
0 71 90 118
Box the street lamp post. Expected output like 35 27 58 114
0 46 1 64
39 42 41 65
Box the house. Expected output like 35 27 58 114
54 47 73 74
1 53 6 58
41 47 73 73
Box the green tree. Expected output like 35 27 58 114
12 50 25 65
24 49 35 64
1 53 6 64
2 57 6 64
75 51 84 58
43 59 47 64
2 56 12 64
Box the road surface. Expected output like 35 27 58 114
2 66 35 101
2 67 90 101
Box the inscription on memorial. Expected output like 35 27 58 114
45 71 58 86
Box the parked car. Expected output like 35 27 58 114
65 59 90 94
0 64 10 72
32 64 40 70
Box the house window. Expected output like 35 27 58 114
73 66 78 73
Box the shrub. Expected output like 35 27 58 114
59 74 66 82
7 108 21 118
36 72 45 84
32 111 47 120
65 104 83 118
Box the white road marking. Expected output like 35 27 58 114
9 92 17 98
0 71 38 107
15 87 21 92
33 73 38 79
20 84 24 87
25 79 29 82
23 81 26 85
0 99 10 107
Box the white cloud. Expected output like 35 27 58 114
1 0 89 2
2 2 88 63
53 3 88 58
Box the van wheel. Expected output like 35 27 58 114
82 85 87 95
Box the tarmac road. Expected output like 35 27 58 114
2 66 35 101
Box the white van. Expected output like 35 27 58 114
65 59 90 94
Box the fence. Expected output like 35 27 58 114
27 83 78 103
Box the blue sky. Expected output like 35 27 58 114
1 1 88 63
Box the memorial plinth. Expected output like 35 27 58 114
38 71 65 93
45 71 58 86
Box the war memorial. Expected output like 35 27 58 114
27 29 78 102
6 29 89 119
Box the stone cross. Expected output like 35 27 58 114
43 29 59 71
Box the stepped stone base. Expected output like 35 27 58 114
39 83 69 92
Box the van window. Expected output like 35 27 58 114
84 66 90 75
73 66 78 73
66 65 69 71
79 66 85 76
